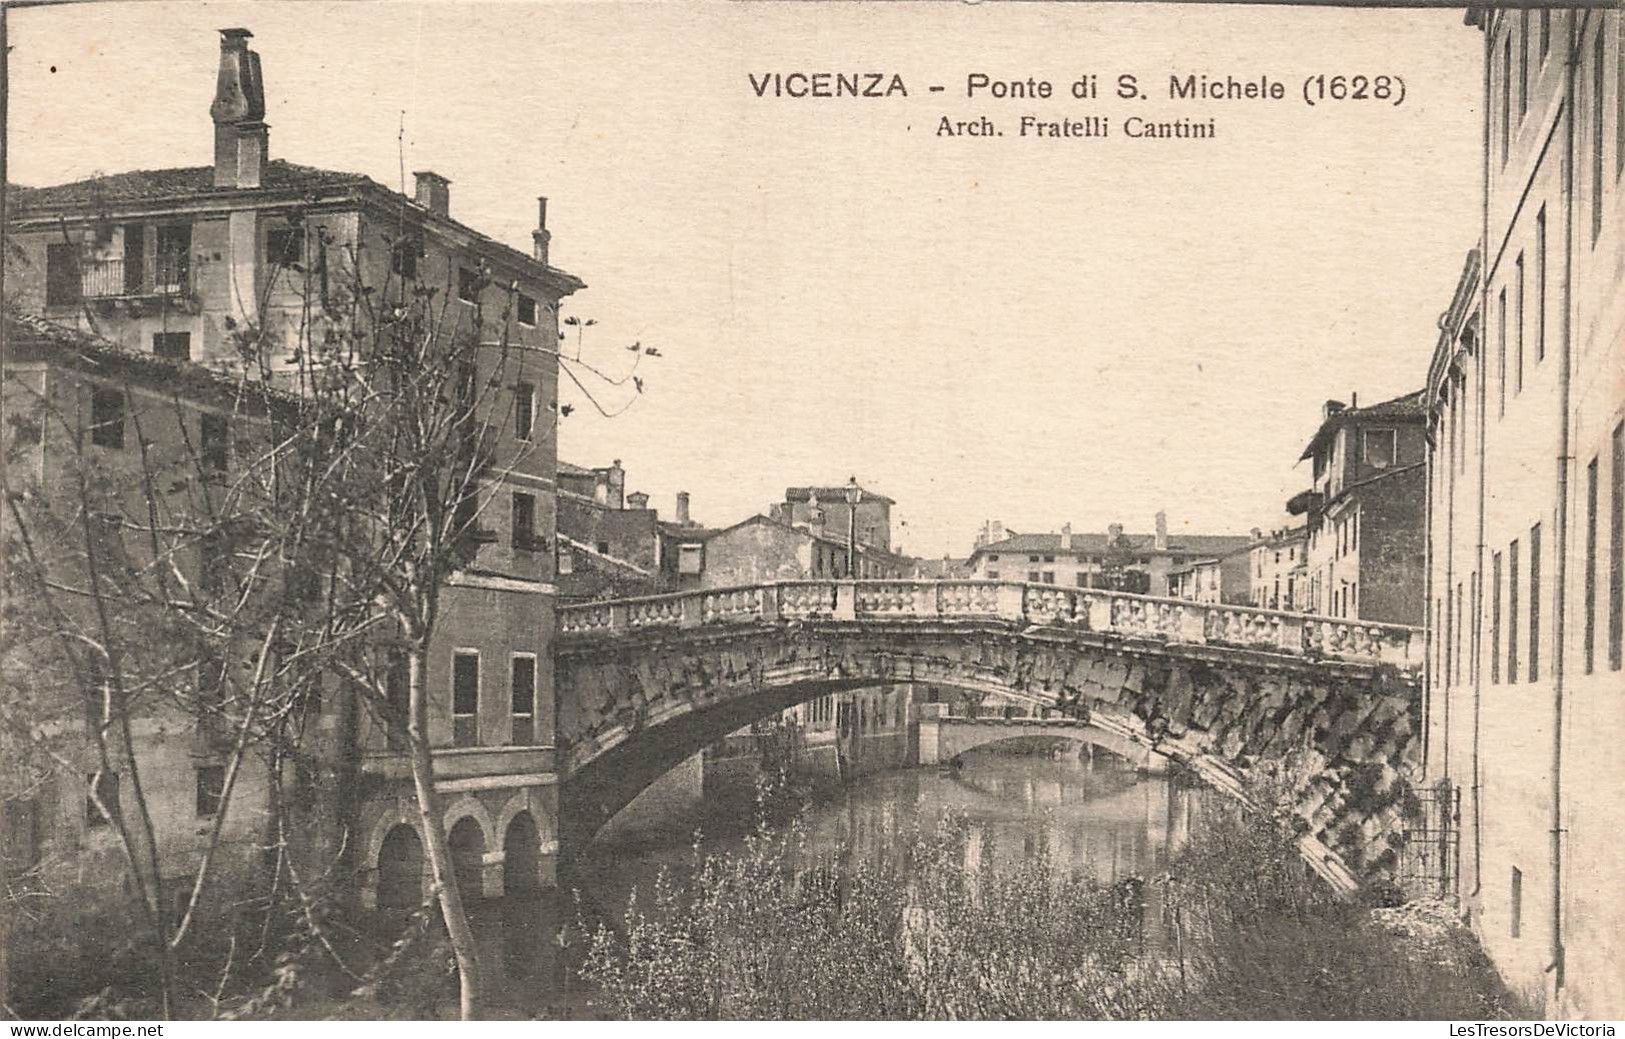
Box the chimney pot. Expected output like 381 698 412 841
627 491 650 511
210 27 268 189
675 491 691 526
413 171 451 217
1154 511 1169 552
532 196 552 264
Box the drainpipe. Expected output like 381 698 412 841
1469 12 1492 902
1545 8 1584 997
1422 415 1434 780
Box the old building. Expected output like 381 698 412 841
3 28 581 914
1168 547 1251 606
772 482 895 553
1248 527 1310 611
964 514 1252 597
1423 7 1623 1018
1287 391 1427 624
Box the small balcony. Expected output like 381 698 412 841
61 256 198 314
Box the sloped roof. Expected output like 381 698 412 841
1299 389 1426 461
9 160 367 208
3 310 298 412
783 485 895 506
970 530 1252 560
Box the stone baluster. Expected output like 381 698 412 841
1278 614 1306 656
1087 593 1113 634
609 602 630 634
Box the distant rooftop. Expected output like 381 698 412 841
971 530 1252 559
784 484 895 506
1299 389 1426 461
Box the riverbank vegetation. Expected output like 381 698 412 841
580 776 1519 1020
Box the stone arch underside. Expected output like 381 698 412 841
556 621 1422 888
935 722 1152 767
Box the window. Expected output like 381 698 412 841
1498 289 1508 416
987 569 1001 580
1028 555 1040 563
200 413 228 473
1510 867 1523 938
678 543 703 576
1515 253 1525 393
1492 552 1502 685
267 226 302 265
1586 457 1599 673
1611 422 1623 670
1501 34 1512 167
1027 571 1041 583
988 554 999 562
200 530 228 594
1519 11 1529 116
386 655 409 751
512 492 536 551
1529 522 1542 682
90 388 125 449
557 548 574 575
1593 29 1606 243
1508 538 1521 684
155 224 191 294
511 655 536 746
452 652 479 747
1363 428 1397 468
514 382 535 441
1540 9 1550 58
46 243 80 306
517 293 538 327
1074 573 1088 587
195 765 225 817
1471 571 1481 682
1041 571 1056 584
1536 208 1547 362
86 771 119 828
596 540 610 556
458 266 480 304
1043 554 1055 563
153 331 191 361
391 233 422 279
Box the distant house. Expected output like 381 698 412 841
964 513 1252 597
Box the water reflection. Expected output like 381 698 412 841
465 746 1200 1017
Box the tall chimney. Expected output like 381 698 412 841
1060 522 1072 543
675 491 691 526
413 171 451 217
209 28 268 189
532 197 552 265
1154 511 1169 551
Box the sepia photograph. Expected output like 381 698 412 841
0 0 1620 1024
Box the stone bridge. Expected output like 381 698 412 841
555 580 1425 887
915 706 1172 772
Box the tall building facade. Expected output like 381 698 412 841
3 28 582 911
1424 7 1623 1018
1288 391 1428 625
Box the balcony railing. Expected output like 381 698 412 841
557 579 1425 677
77 256 192 300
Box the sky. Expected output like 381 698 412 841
6 2 1484 557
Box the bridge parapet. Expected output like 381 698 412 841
558 580 1423 677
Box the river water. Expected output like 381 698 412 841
456 747 1200 1018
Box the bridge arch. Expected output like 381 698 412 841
558 585 1424 889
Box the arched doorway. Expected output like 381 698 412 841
449 816 486 903
504 812 541 896
377 824 423 911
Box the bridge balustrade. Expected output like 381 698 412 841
556 580 1422 676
